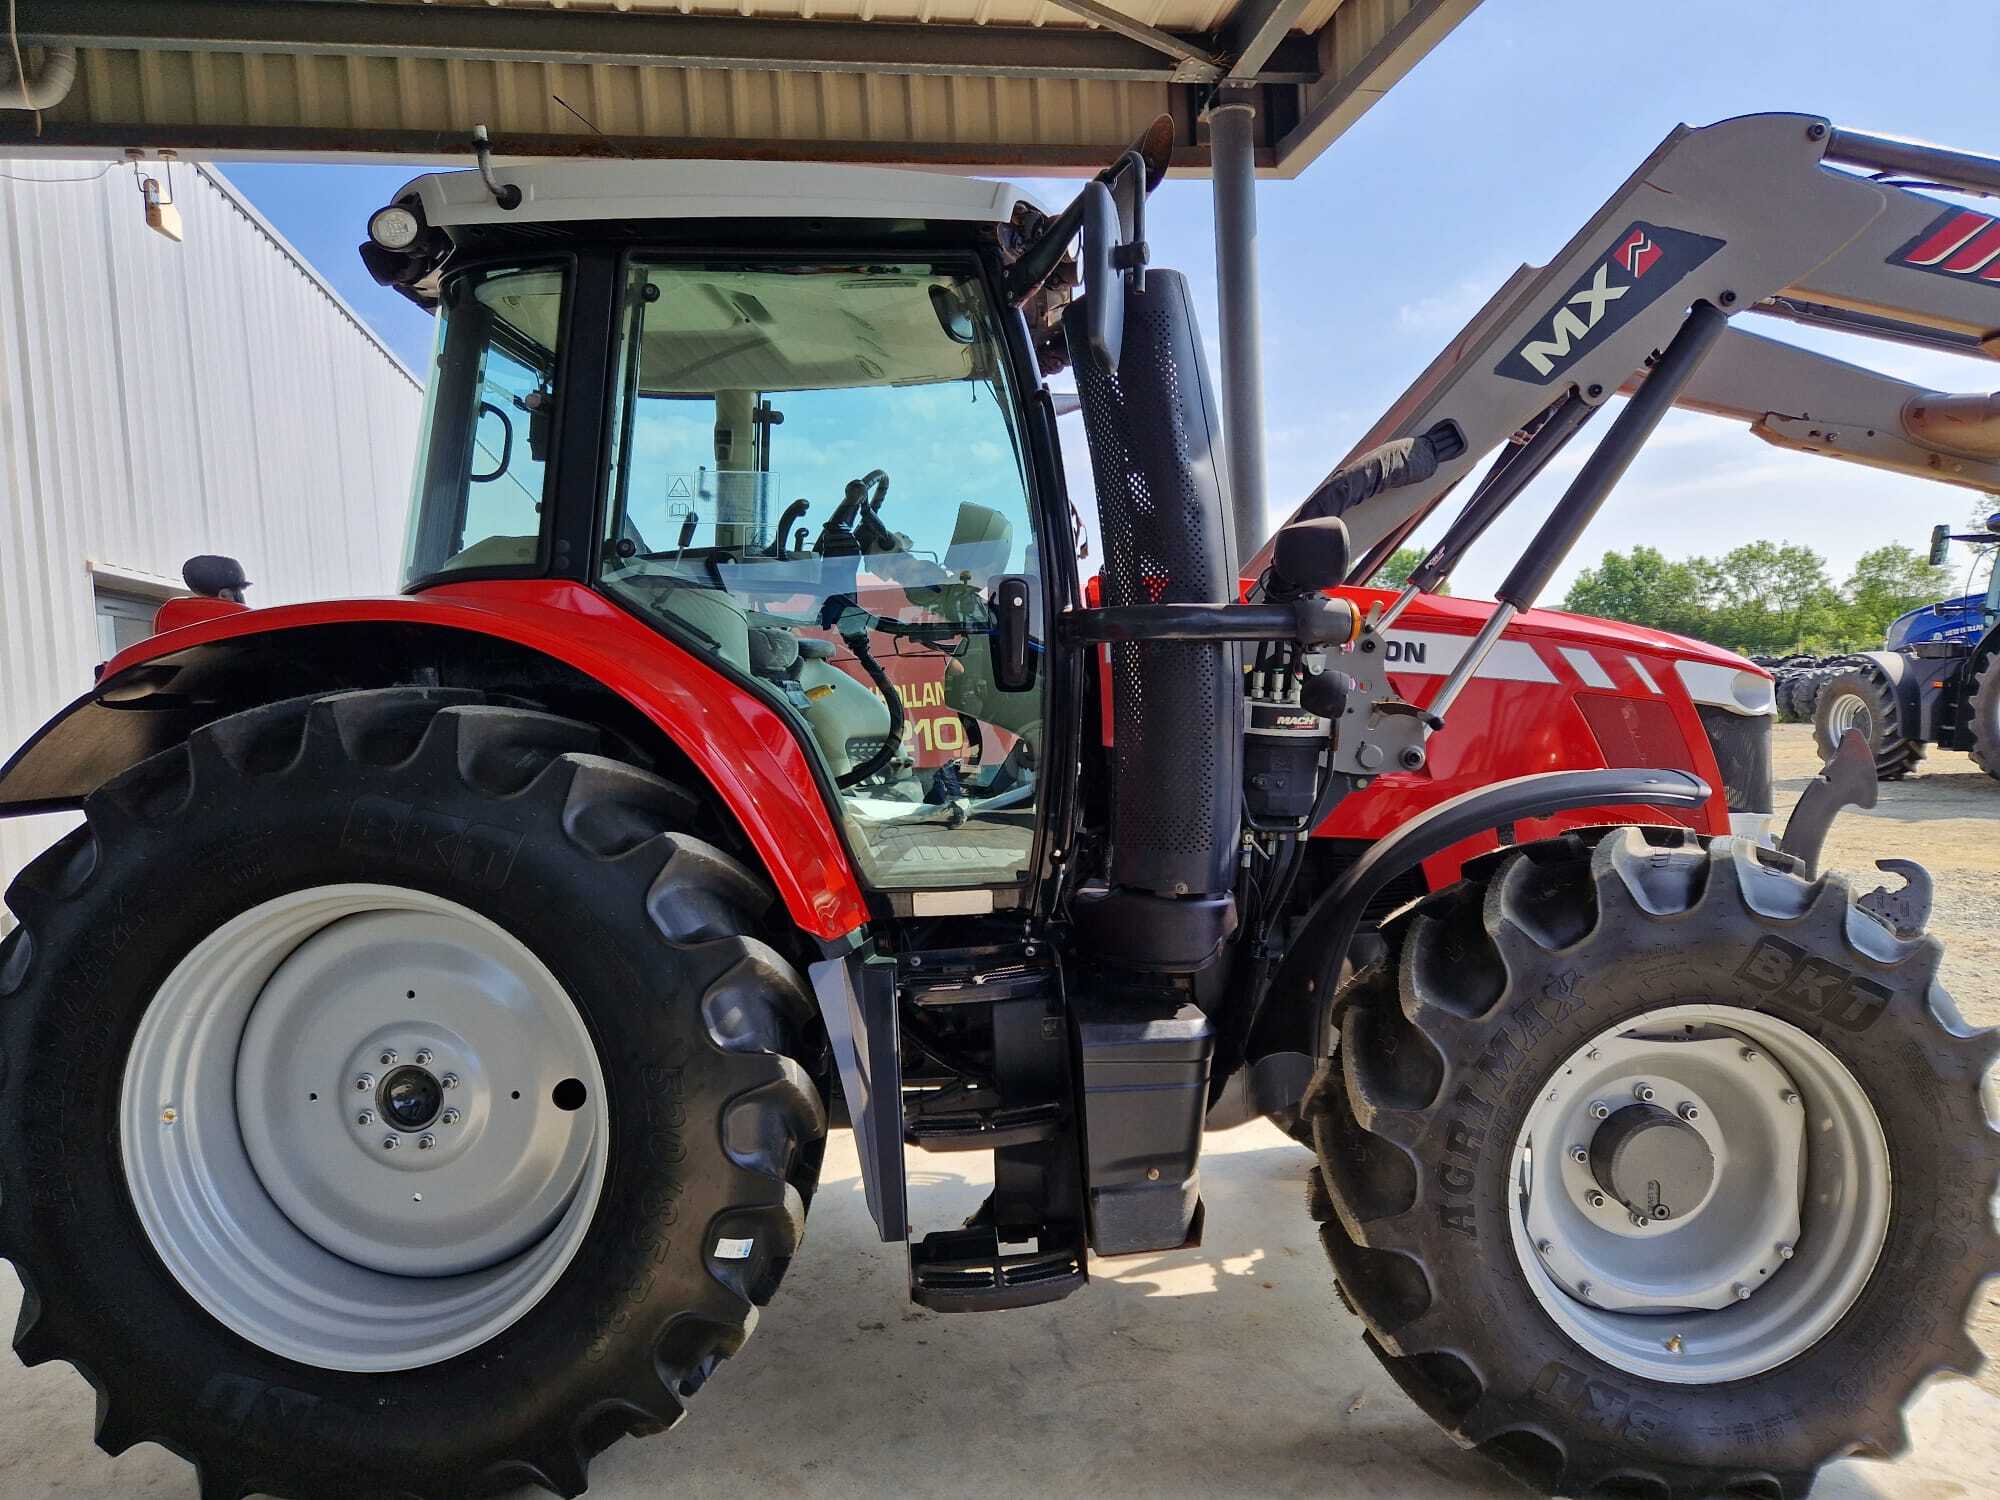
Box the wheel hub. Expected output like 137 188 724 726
378 1065 445 1132
1587 1103 1714 1221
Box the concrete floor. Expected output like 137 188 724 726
2 1122 1995 1500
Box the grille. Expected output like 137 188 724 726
1696 706 1774 814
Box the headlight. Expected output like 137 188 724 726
1674 659 1775 716
368 203 423 251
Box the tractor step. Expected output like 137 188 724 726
904 1082 1063 1152
908 1223 1087 1313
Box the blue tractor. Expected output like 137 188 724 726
1814 514 2000 779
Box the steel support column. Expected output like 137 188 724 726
1210 95 1266 567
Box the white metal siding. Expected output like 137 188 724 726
0 158 423 908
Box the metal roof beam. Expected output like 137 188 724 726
15 0 1317 86
1037 0 1224 82
1220 0 1311 80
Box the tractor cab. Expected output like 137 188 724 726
383 162 1060 898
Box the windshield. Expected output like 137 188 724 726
599 260 1046 892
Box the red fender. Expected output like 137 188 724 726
85 581 871 939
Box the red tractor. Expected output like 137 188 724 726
1 116 1994 1499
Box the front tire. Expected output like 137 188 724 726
1307 826 1998 1496
1814 665 1924 780
0 689 827 1499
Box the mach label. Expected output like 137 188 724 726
1496 220 1724 384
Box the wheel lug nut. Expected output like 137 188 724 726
1780 1089 1799 1105
1677 1102 1700 1122
415 1049 433 1066
379 1049 398 1066
1733 1283 1752 1301
1630 1212 1648 1228
357 1109 376 1127
1587 1191 1606 1208
1740 1046 1759 1062
441 1108 461 1126
417 1134 436 1151
1778 1243 1795 1260
381 1136 398 1151
441 1073 460 1090
1536 1239 1553 1256
1588 1100 1610 1120
1577 1280 1593 1299
354 1074 375 1092
1570 1146 1589 1164
1633 1083 1656 1103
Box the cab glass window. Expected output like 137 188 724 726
600 260 1044 891
404 266 565 583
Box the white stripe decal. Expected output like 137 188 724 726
1382 631 1557 684
1559 646 1615 689
1626 655 1663 694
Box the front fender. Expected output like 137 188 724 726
1305 767 1712 1056
0 580 870 940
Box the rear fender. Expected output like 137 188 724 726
0 582 870 939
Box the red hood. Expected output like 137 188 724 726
1332 587 1764 676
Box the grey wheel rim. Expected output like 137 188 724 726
1826 691 1872 742
1508 1004 1890 1384
120 885 609 1373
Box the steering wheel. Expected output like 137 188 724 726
813 470 894 556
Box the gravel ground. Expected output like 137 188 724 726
1769 723 2000 1398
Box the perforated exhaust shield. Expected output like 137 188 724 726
1064 270 1243 898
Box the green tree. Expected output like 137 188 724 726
1378 545 1449 595
1562 546 1716 641
1842 543 1950 646
1705 541 1839 655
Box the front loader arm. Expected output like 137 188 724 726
1250 112 2000 577
1662 326 2000 492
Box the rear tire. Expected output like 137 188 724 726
1307 826 1998 1496
1813 665 1924 780
0 689 827 1499
1968 653 2000 782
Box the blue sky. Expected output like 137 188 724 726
222 0 2000 601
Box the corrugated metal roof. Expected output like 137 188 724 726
2 0 1479 175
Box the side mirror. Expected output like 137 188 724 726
1269 517 1354 599
1930 524 1952 567
1077 180 1126 377
989 575 1036 692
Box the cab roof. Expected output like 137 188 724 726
405 159 1040 236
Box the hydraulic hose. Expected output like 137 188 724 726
836 631 906 789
